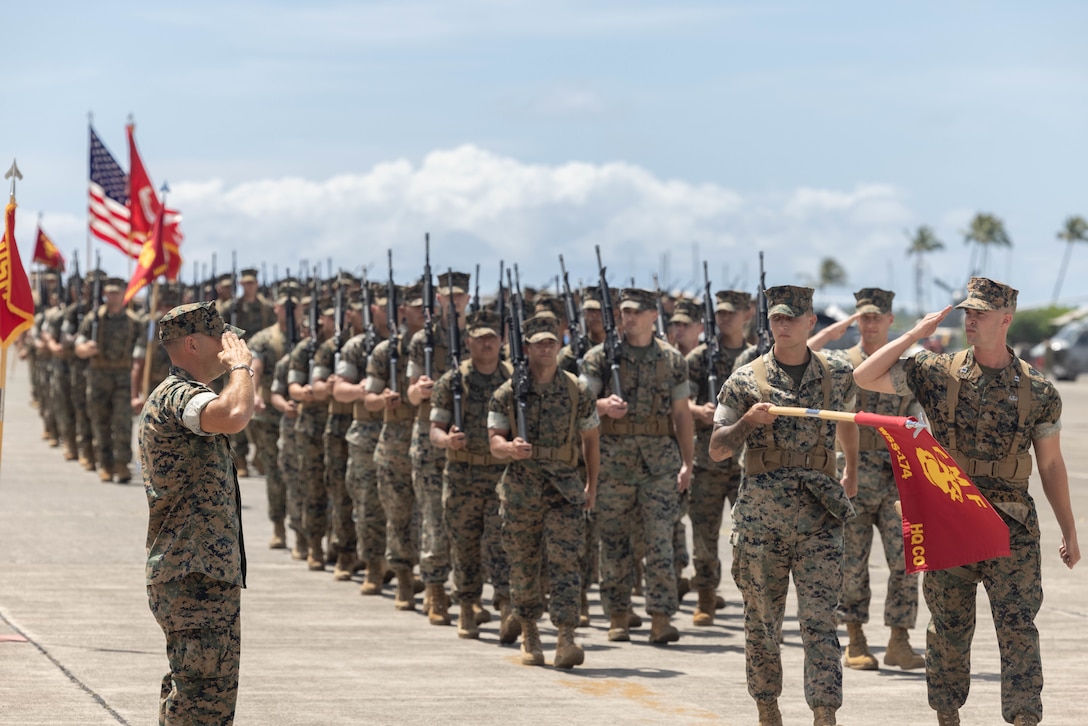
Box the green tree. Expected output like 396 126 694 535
817 257 847 289
905 225 944 314
962 212 1012 279
1051 215 1088 303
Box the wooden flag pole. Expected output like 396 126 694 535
0 342 8 482
766 405 859 423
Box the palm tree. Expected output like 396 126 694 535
905 225 945 314
816 257 847 289
1051 215 1088 303
962 212 1011 279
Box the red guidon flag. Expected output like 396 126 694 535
127 123 183 281
123 204 168 305
0 199 35 345
855 411 1011 573
33 225 65 271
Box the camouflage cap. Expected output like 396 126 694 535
955 277 1018 312
715 290 752 313
437 271 470 296
619 287 656 312
467 309 501 338
669 299 702 325
216 273 233 287
102 277 126 293
581 286 602 311
239 268 259 283
368 281 388 305
405 282 424 307
320 298 336 317
523 313 560 343
854 287 895 315
348 289 365 310
159 301 245 342
765 285 813 317
534 295 565 321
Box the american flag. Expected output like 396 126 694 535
88 125 139 258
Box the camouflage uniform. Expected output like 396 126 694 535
488 369 598 626
76 302 141 477
717 341 857 711
336 331 387 566
827 342 921 630
686 335 749 594
580 332 688 620
407 322 460 586
63 302 94 466
219 291 276 467
271 353 304 542
287 336 330 550
432 358 511 605
367 336 419 573
43 302 77 456
139 362 246 726
888 280 1061 723
248 323 290 528
314 334 357 564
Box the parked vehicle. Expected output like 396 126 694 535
1031 319 1088 381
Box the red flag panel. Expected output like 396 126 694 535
854 411 1011 573
0 201 36 346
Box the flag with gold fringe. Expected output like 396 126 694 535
0 198 35 346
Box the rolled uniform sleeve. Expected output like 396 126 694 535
182 392 219 435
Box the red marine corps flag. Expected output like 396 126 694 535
1 169 35 345
769 406 1011 573
126 122 183 280
32 221 66 272
123 184 171 306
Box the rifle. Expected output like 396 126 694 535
496 260 506 348
506 266 529 441
756 251 772 355
446 267 464 431
70 252 85 324
332 271 346 370
305 275 319 383
90 252 103 341
559 254 590 368
387 250 400 394
653 273 668 340
422 233 435 379
594 245 624 399
468 263 481 316
284 283 300 349
230 251 238 327
702 261 721 402
360 267 378 357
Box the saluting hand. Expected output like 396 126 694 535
218 330 253 371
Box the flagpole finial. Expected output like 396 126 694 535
5 159 23 199
160 181 170 195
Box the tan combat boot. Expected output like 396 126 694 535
360 558 385 595
756 700 783 726
269 520 287 549
393 568 416 611
884 626 925 670
97 468 112 483
457 601 480 639
608 611 630 642
1012 715 1039 726
578 590 590 628
63 436 78 461
332 551 355 581
472 601 492 625
114 463 132 483
306 536 325 571
812 706 836 725
843 622 878 670
519 618 544 666
554 625 584 669
693 588 716 626
233 452 248 478
676 575 691 601
290 532 308 561
427 584 451 625
497 596 521 645
936 710 960 726
627 610 643 629
648 612 680 644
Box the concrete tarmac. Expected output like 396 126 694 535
1 355 1085 725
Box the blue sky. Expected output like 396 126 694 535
5 1 1086 310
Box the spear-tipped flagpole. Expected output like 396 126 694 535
5 159 22 201
766 405 928 435
1 159 26 482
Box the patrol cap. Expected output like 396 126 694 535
618 287 656 312
715 290 751 313
669 299 702 325
765 285 813 317
348 289 365 310
102 277 126 293
534 295 565 321
405 282 424 307
523 313 560 343
854 287 895 315
239 268 259 283
437 271 470 296
321 298 335 317
581 286 602 311
467 309 501 338
216 273 233 287
955 277 1018 312
159 301 245 342
369 281 388 306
